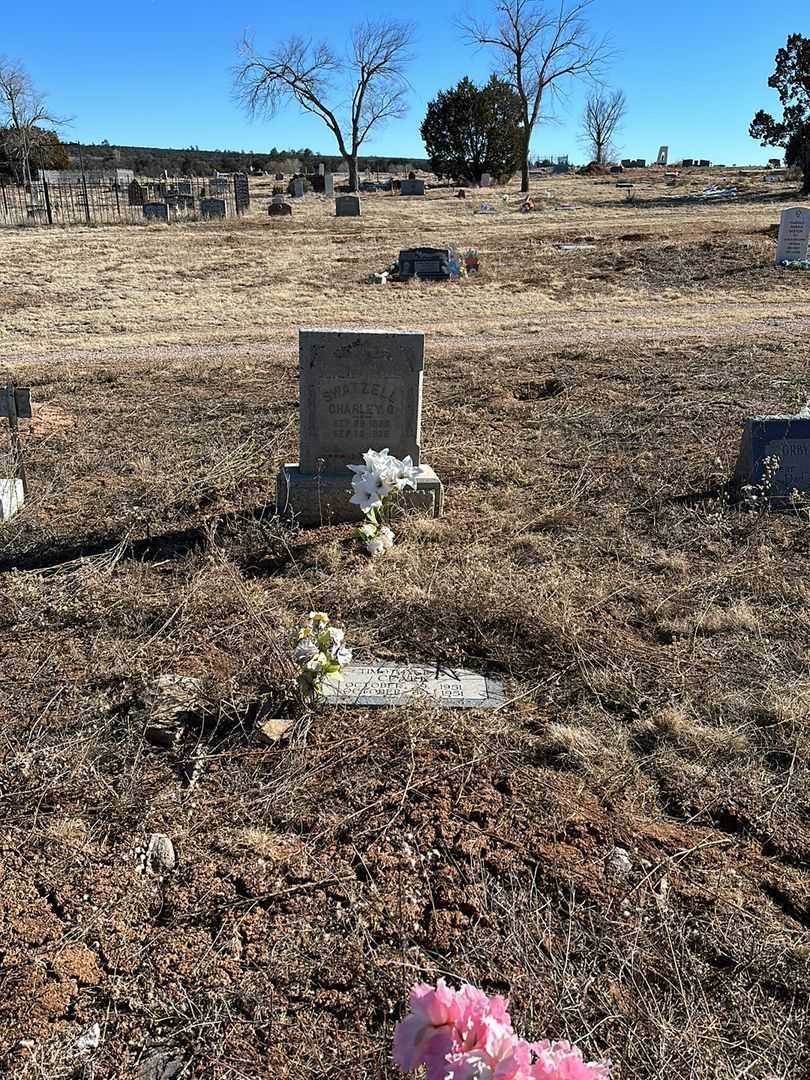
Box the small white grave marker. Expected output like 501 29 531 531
775 207 810 264
0 382 30 520
320 663 505 708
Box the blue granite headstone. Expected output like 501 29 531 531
733 413 810 496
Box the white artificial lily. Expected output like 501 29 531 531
389 454 422 491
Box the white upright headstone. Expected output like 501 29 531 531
0 478 24 521
656 145 668 166
775 207 810 264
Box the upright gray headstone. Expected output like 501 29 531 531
292 178 305 198
324 173 334 197
480 173 492 188
335 194 360 217
775 207 810 264
276 329 444 524
200 197 226 220
143 202 169 223
318 163 325 176
400 179 426 196
656 145 669 166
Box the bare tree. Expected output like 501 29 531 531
581 87 625 164
0 58 66 186
235 21 413 192
463 0 610 192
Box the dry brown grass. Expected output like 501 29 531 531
0 169 808 1080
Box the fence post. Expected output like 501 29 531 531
233 173 240 216
0 178 7 218
42 179 53 225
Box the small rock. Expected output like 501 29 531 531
145 833 176 875
137 1048 185 1080
76 1023 101 1053
607 846 632 876
255 718 293 744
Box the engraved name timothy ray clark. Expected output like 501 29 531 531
277 328 444 524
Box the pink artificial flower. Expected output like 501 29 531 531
393 979 461 1072
529 1041 611 1080
444 1018 531 1080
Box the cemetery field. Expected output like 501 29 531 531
0 173 809 1079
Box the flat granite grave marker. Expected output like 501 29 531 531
400 179 426 196
200 197 226 220
733 411 810 497
143 202 169 223
320 663 505 708
277 328 444 524
335 194 360 216
775 207 810 264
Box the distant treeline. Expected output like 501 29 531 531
62 141 430 177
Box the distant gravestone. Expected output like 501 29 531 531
480 173 492 187
318 163 325 176
324 173 334 197
292 178 305 198
320 663 505 709
733 412 810 497
143 202 169 223
775 207 810 264
128 180 144 206
276 328 444 525
400 179 426 196
268 201 292 217
200 197 226 220
398 248 451 281
335 194 360 217
177 180 193 195
656 145 669 166
209 177 228 195
233 172 250 212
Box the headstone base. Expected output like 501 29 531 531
276 463 444 525
0 478 24 521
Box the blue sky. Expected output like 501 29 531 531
3 1 806 164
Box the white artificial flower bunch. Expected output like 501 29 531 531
292 611 352 701
348 448 422 556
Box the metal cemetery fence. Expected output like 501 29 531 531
0 173 250 228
